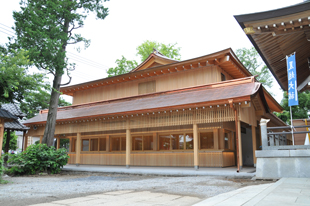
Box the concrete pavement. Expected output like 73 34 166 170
63 164 256 177
30 190 201 206
194 178 310 206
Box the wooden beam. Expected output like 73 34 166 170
57 138 60 149
76 133 81 165
218 55 230 65
193 123 199 170
126 128 131 168
40 135 43 144
237 120 243 168
213 129 219 149
106 135 109 152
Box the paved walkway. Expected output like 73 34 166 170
63 165 256 177
194 178 310 206
30 190 201 206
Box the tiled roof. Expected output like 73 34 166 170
24 77 265 125
4 119 29 131
0 108 18 120
1 103 26 118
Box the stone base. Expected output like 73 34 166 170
194 165 199 170
126 165 130 169
76 164 80 167
256 150 310 179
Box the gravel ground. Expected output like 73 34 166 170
0 171 273 206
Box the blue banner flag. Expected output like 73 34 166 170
287 53 298 106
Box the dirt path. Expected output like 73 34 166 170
0 171 274 206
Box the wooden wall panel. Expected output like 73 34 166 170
68 154 76 164
72 66 222 105
67 151 232 167
240 105 257 126
222 152 235 167
131 153 194 167
199 151 223 167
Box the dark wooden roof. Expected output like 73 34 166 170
24 77 267 125
0 108 18 120
4 120 29 131
1 103 26 119
234 2 310 91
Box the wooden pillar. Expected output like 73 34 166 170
213 129 219 149
24 136 28 151
76 133 81 165
237 120 243 168
193 123 199 170
126 128 131 168
153 133 157 151
106 135 110 152
0 119 4 158
57 138 60 149
252 125 257 166
40 136 43 144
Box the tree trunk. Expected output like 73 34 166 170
4 129 11 163
42 13 70 147
5 129 10 153
42 74 62 146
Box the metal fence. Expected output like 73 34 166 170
260 119 310 150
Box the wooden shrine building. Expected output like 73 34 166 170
23 48 285 169
234 1 310 145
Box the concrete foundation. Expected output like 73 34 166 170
256 150 310 179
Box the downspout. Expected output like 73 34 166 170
229 99 240 173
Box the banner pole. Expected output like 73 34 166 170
290 106 295 145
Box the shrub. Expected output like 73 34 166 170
0 156 4 178
8 144 69 175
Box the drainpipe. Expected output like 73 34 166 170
229 100 240 173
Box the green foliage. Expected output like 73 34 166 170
59 139 70 150
20 88 71 119
136 40 181 62
235 47 273 89
2 132 18 151
275 91 310 124
0 156 4 180
0 49 47 104
107 56 138 77
8 144 69 175
12 0 109 75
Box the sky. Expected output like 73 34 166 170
0 0 303 103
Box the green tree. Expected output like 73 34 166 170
107 41 181 77
276 91 310 124
0 49 46 104
236 47 273 89
107 56 138 77
12 0 109 146
20 88 71 119
2 132 18 151
136 40 181 62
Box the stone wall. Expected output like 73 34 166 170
256 150 310 179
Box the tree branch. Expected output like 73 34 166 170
60 66 75 86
